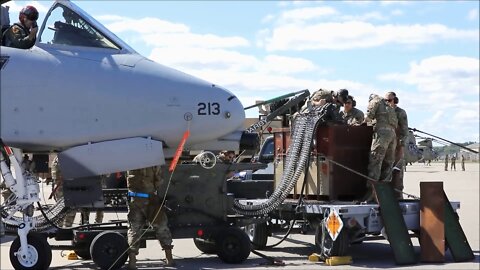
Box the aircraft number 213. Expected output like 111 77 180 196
198 102 220 115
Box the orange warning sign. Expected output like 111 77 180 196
326 209 343 241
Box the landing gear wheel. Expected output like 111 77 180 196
315 222 349 258
90 231 128 270
9 232 52 270
216 227 251 264
196 151 217 169
193 238 217 254
244 222 268 250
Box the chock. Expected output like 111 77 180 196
67 250 79 260
325 256 352 266
308 253 321 262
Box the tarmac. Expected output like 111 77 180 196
1 161 479 270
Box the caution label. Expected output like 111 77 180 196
326 209 343 241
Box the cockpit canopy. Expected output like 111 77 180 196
38 0 135 53
40 4 119 49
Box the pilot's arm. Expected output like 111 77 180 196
6 24 36 49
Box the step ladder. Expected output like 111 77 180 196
374 182 417 265
443 191 474 262
419 182 474 262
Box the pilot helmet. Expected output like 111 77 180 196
19 5 39 23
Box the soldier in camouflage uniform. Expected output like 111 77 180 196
51 156 79 227
444 154 449 171
127 166 174 269
340 95 364 126
300 88 344 122
310 89 334 107
363 94 398 201
450 155 456 171
51 156 104 225
2 6 38 49
385 93 409 199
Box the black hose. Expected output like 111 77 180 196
260 112 324 249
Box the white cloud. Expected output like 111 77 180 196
341 12 388 21
391 9 404 16
104 16 249 49
150 47 258 71
279 6 338 22
262 21 478 51
379 55 479 96
260 55 317 74
467 8 479 21
261 14 275 24
4 1 50 13
380 1 411 6
454 109 480 123
344 1 373 6
149 47 320 76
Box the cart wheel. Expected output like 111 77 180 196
244 222 268 250
216 227 251 263
196 151 217 169
90 231 128 270
315 223 349 257
10 232 52 270
193 238 217 254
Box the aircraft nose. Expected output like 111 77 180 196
222 90 245 129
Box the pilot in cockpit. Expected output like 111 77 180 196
1 5 38 49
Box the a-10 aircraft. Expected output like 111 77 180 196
1 1 248 269
1 0 247 178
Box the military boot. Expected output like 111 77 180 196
165 249 175 266
127 253 137 270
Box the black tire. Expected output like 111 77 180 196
315 222 349 257
9 232 52 270
244 222 268 250
90 231 128 270
74 247 91 260
216 227 251 264
193 238 217 254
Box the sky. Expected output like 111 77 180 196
4 0 480 144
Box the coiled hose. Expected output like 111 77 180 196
234 104 330 216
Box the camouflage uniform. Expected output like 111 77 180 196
127 166 173 269
444 154 449 171
365 95 398 184
450 156 456 171
51 157 90 227
311 89 334 103
309 89 343 122
2 23 36 49
340 107 364 126
461 155 465 171
391 106 408 199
